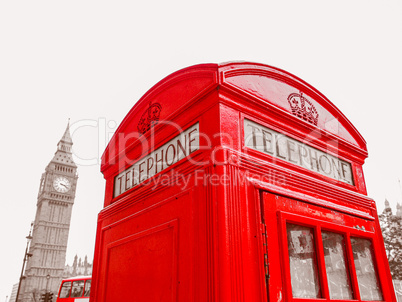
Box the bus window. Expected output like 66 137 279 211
56 276 91 302
83 280 91 297
71 280 85 297
59 282 72 298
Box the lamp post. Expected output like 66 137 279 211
46 274 50 291
15 223 34 302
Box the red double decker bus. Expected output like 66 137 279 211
56 276 91 302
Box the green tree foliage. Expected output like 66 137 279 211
379 206 402 279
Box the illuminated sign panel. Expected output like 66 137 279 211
114 123 199 197
244 119 354 185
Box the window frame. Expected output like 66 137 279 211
71 280 85 298
278 211 384 302
58 281 72 299
83 279 91 297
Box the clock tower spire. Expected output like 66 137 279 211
50 120 76 171
19 121 79 302
56 119 73 152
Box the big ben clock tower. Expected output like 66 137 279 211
20 122 78 301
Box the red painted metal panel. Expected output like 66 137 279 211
104 221 178 301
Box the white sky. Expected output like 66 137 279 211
1 0 401 300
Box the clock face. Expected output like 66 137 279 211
53 176 71 193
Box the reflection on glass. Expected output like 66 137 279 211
322 231 353 299
84 280 91 297
287 224 321 298
71 280 85 297
59 281 72 298
351 237 383 301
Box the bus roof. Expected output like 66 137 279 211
61 275 91 282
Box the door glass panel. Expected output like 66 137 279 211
322 231 353 299
286 224 321 298
351 237 383 301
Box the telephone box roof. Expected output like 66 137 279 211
102 62 367 170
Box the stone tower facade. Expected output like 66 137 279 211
396 203 402 217
20 123 78 302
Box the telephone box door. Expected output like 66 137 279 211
261 192 389 302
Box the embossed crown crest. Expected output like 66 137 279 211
287 92 319 126
137 102 162 135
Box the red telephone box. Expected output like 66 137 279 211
91 62 396 302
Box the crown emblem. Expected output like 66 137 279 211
287 92 319 126
137 102 162 135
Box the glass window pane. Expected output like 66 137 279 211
351 237 383 301
322 231 353 299
71 280 85 297
59 281 71 298
287 224 321 298
84 280 91 297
